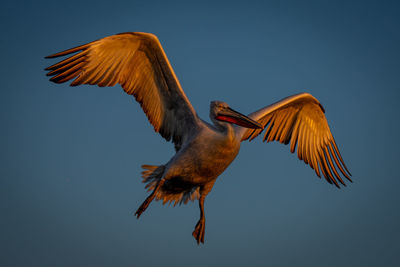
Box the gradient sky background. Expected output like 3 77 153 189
1 0 399 266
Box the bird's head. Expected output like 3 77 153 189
210 101 263 129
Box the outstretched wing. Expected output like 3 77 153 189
240 93 351 187
45 32 198 150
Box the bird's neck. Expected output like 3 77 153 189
212 120 236 139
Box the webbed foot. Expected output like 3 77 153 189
192 218 205 244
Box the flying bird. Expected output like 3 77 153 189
45 32 351 244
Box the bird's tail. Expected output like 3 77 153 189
141 164 165 189
140 164 200 206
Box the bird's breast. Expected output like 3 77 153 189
166 128 240 184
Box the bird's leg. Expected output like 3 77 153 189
192 195 206 244
192 181 215 244
135 178 165 218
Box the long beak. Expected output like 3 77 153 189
216 107 263 129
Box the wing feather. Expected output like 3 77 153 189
45 32 199 150
317 148 332 184
275 110 290 143
310 134 318 173
305 127 312 166
240 93 351 187
313 133 322 178
279 109 296 144
325 146 345 185
289 118 301 153
298 122 306 162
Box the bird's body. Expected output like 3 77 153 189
45 32 351 244
145 117 241 199
166 122 240 185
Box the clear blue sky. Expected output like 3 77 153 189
1 0 399 266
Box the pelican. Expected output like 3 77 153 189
45 32 351 244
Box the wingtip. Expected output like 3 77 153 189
45 53 62 59
333 181 341 189
318 103 325 113
48 78 60 84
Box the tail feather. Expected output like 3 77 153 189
140 164 200 206
141 164 164 191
